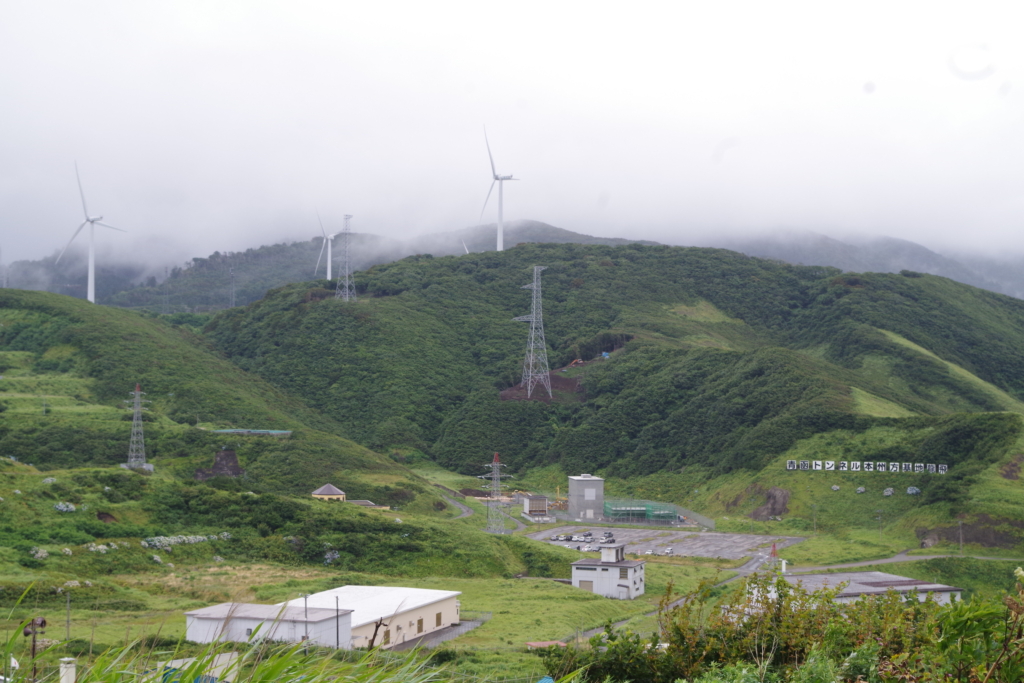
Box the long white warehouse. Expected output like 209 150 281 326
280 585 461 649
185 603 352 648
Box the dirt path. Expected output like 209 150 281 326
788 550 1024 573
440 494 474 519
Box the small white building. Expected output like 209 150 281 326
781 571 962 605
522 495 554 523
280 585 462 649
571 543 645 600
184 603 352 648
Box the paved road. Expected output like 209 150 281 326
788 550 1024 573
529 524 804 559
440 494 474 519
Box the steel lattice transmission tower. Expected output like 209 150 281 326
478 452 512 534
513 266 552 398
334 214 356 301
121 384 154 472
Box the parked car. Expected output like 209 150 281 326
549 535 560 541
644 550 653 555
583 545 594 552
600 537 616 544
602 531 614 537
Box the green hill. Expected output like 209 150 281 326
0 289 580 583
202 243 1024 549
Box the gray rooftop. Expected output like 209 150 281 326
571 558 645 568
185 602 349 622
783 571 961 598
312 483 345 496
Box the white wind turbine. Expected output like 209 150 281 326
56 163 126 303
480 129 516 252
313 212 338 281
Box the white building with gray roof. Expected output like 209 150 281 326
781 571 962 605
571 543 645 599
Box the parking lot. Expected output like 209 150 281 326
527 525 804 559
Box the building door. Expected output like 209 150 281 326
579 580 593 592
618 588 628 600
417 618 423 634
586 509 593 519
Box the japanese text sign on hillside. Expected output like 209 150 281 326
785 460 947 474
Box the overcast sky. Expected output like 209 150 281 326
1 1 1022 265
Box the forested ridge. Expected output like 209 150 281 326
203 243 1024 487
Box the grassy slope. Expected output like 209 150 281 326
199 245 1024 557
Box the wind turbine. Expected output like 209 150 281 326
313 212 338 281
480 129 516 252
56 163 126 303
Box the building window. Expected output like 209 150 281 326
245 628 252 636
619 567 628 579
436 612 442 627
383 629 390 645
417 618 423 634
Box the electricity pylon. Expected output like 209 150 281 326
122 384 154 472
513 266 552 398
478 452 512 534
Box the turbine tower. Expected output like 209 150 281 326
314 211 337 281
121 384 154 472
478 452 512 534
513 266 552 398
56 163 126 303
335 214 356 301
480 129 516 252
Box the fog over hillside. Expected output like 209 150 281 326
6 221 1024 309
2 4 1023 269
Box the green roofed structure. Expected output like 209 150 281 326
603 499 682 524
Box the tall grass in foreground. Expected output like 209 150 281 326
0 627 581 683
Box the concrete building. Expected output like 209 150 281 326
522 495 554 523
781 571 962 605
185 602 352 648
567 474 604 521
281 585 462 649
312 484 346 501
571 543 645 600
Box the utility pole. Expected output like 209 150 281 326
335 595 340 650
66 591 71 641
334 215 356 301
513 266 552 398
229 267 235 308
876 509 883 542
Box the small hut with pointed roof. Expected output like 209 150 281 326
312 483 346 501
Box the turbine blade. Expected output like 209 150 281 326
462 239 469 254
95 221 126 232
484 128 497 178
56 221 88 264
75 161 89 219
314 237 327 276
316 209 327 239
480 180 496 219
